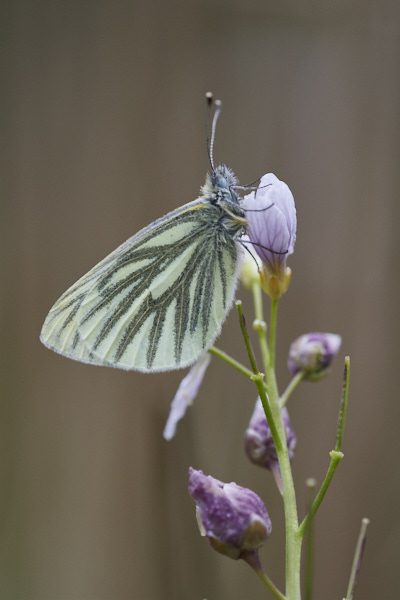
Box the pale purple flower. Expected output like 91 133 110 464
243 173 297 280
188 468 271 560
287 332 342 380
163 353 211 440
245 398 296 471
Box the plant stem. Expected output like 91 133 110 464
208 346 254 379
299 359 350 537
263 300 301 599
243 551 287 600
252 279 264 323
304 478 317 600
253 319 270 378
256 570 287 600
280 371 306 408
209 346 270 400
251 279 272 376
345 518 370 600
298 451 343 537
335 357 350 452
252 373 284 456
236 300 259 374
268 299 279 370
251 279 301 598
265 362 301 599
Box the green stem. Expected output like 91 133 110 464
298 451 344 537
243 551 287 600
235 299 282 454
236 301 259 374
299 358 350 537
256 571 287 600
251 280 271 375
345 518 370 600
268 299 279 370
251 280 301 598
252 279 264 323
208 346 254 380
265 362 301 599
280 371 306 408
209 346 270 399
304 478 317 600
335 357 350 452
253 319 270 378
262 300 301 599
252 373 284 455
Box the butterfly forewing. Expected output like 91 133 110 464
40 197 241 372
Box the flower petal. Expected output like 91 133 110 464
163 353 211 440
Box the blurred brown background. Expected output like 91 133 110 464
2 1 400 599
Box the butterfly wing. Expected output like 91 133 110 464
40 199 241 372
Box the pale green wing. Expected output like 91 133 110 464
40 199 241 372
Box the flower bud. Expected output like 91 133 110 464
287 332 342 380
188 468 271 560
244 174 297 299
239 237 262 291
245 398 296 471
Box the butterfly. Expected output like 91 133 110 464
40 95 250 372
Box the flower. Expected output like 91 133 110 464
287 332 342 380
243 173 297 299
163 353 211 440
245 398 296 471
188 468 272 560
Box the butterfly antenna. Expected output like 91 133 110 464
205 92 221 174
205 92 214 173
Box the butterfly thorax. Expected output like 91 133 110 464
201 164 247 240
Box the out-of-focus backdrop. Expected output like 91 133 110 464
2 1 400 599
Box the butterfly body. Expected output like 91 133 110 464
40 164 248 372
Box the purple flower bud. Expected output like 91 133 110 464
245 398 296 472
244 174 297 299
188 468 272 560
287 332 342 380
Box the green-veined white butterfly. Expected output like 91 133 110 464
40 96 251 372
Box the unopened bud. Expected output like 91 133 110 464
287 332 342 380
245 398 296 471
244 173 297 299
188 468 272 560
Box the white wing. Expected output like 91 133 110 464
40 199 241 372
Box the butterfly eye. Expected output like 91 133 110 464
213 174 228 189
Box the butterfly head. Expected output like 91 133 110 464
201 163 239 202
212 163 238 190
